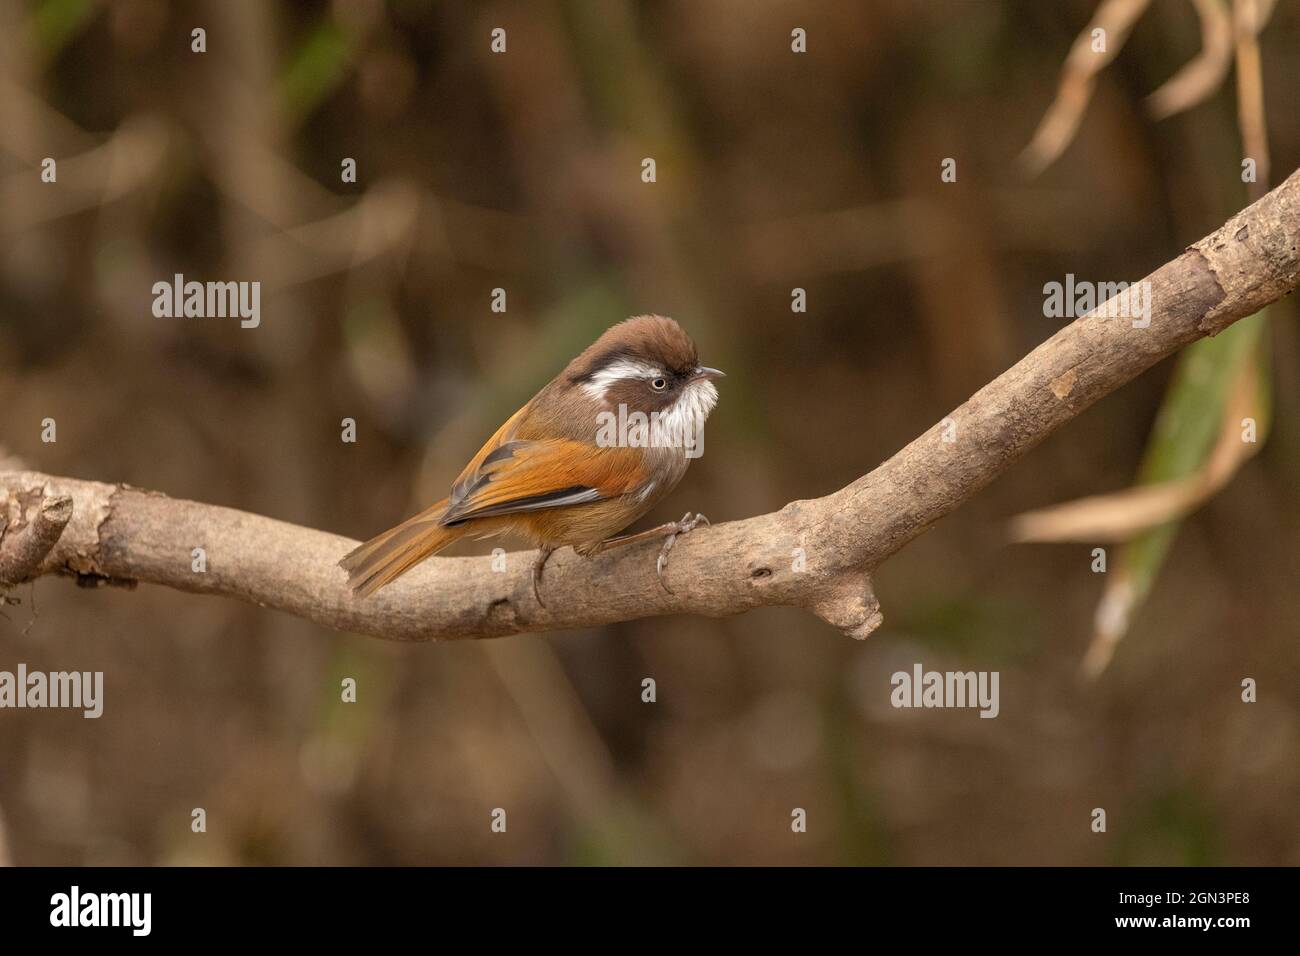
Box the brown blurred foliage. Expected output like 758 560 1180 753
1 0 1298 865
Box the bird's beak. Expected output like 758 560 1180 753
694 366 726 382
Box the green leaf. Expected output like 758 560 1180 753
1117 311 1268 607
279 19 352 124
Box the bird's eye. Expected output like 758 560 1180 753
651 378 667 391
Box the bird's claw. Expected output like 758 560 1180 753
532 546 555 607
656 512 709 593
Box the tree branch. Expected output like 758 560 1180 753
0 490 72 587
3 169 1299 641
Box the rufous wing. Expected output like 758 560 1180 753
341 404 645 597
441 439 646 525
448 404 529 504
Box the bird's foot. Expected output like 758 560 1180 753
532 545 556 607
582 512 711 594
656 512 709 594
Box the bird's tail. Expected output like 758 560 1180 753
339 498 467 597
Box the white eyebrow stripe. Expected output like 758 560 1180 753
580 359 664 399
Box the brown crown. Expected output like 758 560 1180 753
568 315 700 381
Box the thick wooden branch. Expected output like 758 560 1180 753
3 169 1299 641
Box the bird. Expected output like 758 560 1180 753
339 314 723 603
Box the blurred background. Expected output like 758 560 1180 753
1 0 1298 865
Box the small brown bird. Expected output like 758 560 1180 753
340 315 723 601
